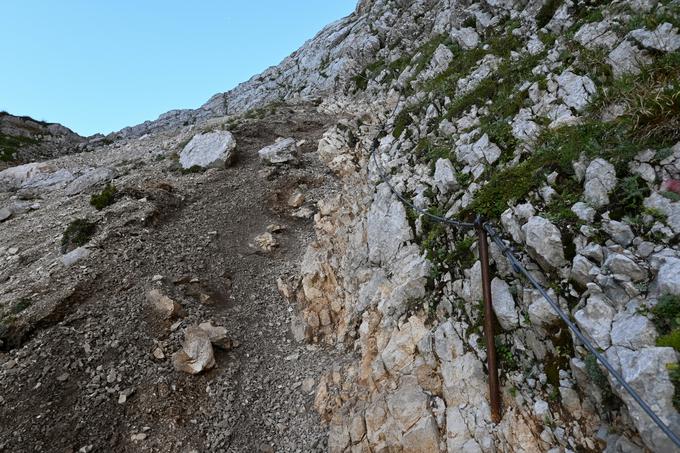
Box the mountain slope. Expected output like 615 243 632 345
1 0 680 452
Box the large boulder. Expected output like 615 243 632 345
179 131 236 169
65 167 115 196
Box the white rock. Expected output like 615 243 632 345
528 294 561 328
60 247 91 267
604 253 646 281
491 278 519 330
629 22 680 52
574 294 615 349
602 220 635 246
64 168 115 196
574 20 619 50
179 131 236 169
521 216 566 270
420 44 454 80
386 376 428 431
556 71 596 112
258 137 298 164
644 192 680 233
608 39 652 77
657 258 680 296
610 313 657 349
433 158 458 194
584 159 617 208
606 346 680 452
147 289 184 320
172 326 216 374
450 27 480 49
571 202 596 222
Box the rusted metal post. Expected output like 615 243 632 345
475 217 502 423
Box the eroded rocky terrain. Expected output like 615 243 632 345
2 0 680 452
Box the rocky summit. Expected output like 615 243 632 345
2 1 680 452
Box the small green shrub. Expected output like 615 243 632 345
0 133 39 161
10 298 31 314
90 184 118 210
651 294 680 334
61 219 97 253
667 364 680 411
658 330 680 350
181 165 205 174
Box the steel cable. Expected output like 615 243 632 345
368 98 680 447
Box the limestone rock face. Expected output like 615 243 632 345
179 131 236 169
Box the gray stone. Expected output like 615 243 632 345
657 258 680 296
0 207 11 222
574 294 615 349
610 313 657 349
64 168 115 196
608 40 652 77
491 278 519 330
528 294 561 328
571 202 596 223
60 247 91 267
521 216 566 270
606 346 680 452
644 192 680 234
571 255 597 287
450 27 480 50
574 20 619 50
258 137 298 164
602 220 635 247
386 376 428 431
584 159 617 208
433 158 458 194
556 71 596 112
180 131 236 169
629 22 680 52
367 184 412 264
604 253 647 281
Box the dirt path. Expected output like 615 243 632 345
0 106 342 452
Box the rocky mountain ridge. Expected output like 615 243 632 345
2 0 680 452
0 112 88 168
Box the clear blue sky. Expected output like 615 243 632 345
0 1 357 136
